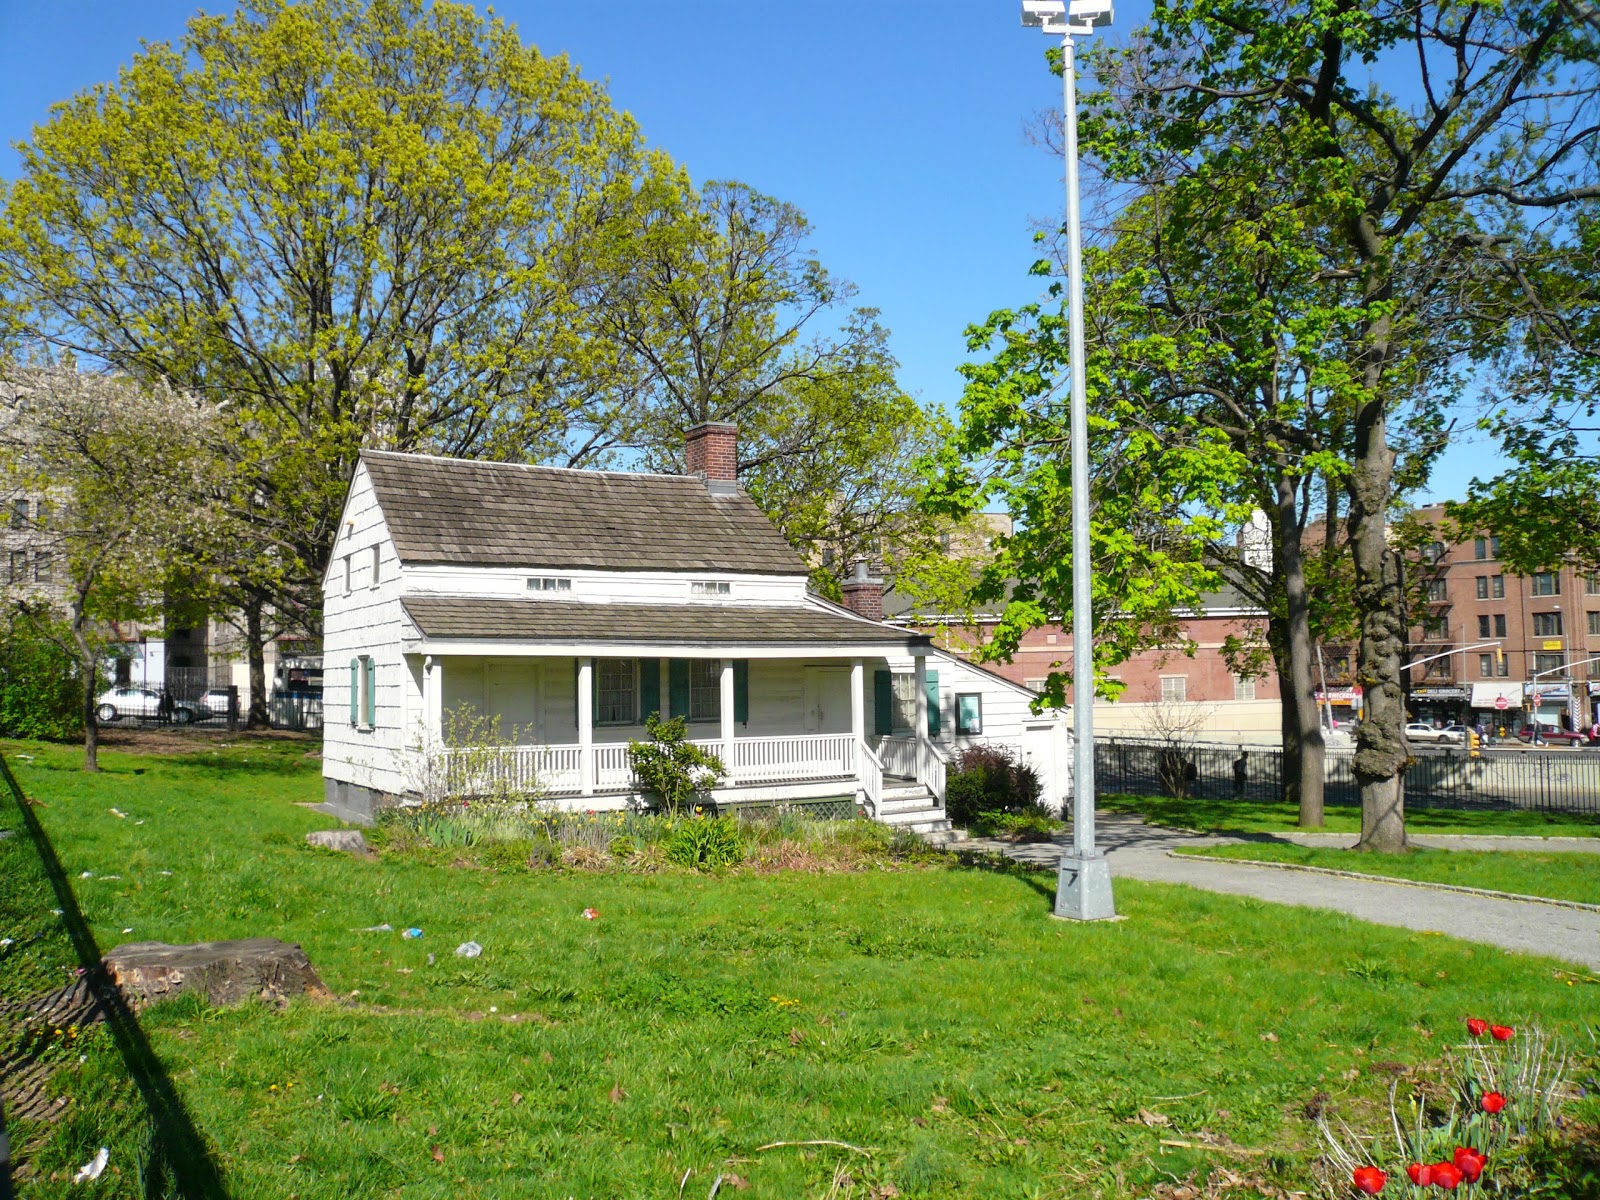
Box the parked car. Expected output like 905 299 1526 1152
1515 724 1587 745
1437 724 1472 745
196 687 236 719
1404 722 1456 744
94 686 196 724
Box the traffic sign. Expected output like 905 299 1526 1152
1494 696 1509 711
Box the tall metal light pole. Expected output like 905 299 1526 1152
1022 0 1116 920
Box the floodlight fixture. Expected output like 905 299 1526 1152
1022 0 1113 35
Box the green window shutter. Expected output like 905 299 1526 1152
873 670 892 736
925 669 940 737
734 659 749 725
349 658 359 726
639 658 661 721
364 658 377 727
669 659 690 720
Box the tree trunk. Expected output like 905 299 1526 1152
1275 479 1326 826
1348 318 1409 852
245 597 270 729
69 597 99 773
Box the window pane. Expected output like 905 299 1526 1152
1477 614 1491 639
1590 611 1600 637
890 674 917 731
1426 578 1448 601
1534 653 1564 675
1533 612 1563 637
1478 654 1493 678
1492 575 1505 598
597 659 636 725
956 694 982 735
689 659 721 722
1475 576 1488 600
1489 535 1500 557
1474 537 1486 560
1233 676 1255 701
1494 614 1507 638
1160 676 1187 704
1533 572 1559 596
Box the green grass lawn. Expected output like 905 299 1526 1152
3 737 1599 1198
1101 792 1600 837
1175 842 1600 907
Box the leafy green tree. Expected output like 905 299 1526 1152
627 713 725 815
0 0 662 699
596 177 944 586
946 0 1596 850
0 364 221 770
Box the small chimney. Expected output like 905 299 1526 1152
840 559 884 621
685 422 739 489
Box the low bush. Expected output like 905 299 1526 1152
944 744 1042 827
663 815 742 869
969 808 1062 841
0 612 91 740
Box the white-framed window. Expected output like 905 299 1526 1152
597 658 637 725
689 659 721 721
342 554 352 594
890 673 918 731
1233 675 1256 701
1024 678 1048 692
1160 675 1187 704
955 693 983 735
350 655 376 729
690 580 731 597
369 545 381 588
526 576 572 592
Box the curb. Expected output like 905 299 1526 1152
1167 850 1600 914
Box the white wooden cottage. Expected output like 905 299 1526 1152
320 424 1068 833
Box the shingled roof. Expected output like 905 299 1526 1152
360 451 807 575
401 597 931 650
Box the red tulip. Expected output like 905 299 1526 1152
1430 1162 1464 1190
1489 1024 1514 1042
1465 1018 1488 1037
1352 1166 1386 1195
1406 1163 1432 1186
1452 1146 1486 1183
1480 1091 1507 1114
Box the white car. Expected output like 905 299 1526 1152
95 686 196 724
1404 722 1459 744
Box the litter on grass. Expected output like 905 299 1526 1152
402 927 423 939
455 941 483 958
108 807 127 819
581 908 600 920
79 871 92 879
73 1148 109 1182
356 923 393 933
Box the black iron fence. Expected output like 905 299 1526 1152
1096 738 1600 813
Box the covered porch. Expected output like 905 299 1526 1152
400 596 946 812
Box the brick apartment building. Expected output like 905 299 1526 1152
1388 504 1600 734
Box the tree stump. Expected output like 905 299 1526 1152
103 938 330 1009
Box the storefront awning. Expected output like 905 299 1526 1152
1470 682 1524 708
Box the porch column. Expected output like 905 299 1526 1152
720 658 736 779
914 652 930 786
577 656 595 796
850 657 866 795
423 655 443 748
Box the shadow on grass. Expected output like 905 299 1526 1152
0 752 229 1200
951 847 1058 904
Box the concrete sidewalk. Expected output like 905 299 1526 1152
955 817 1600 972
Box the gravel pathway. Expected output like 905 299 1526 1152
956 817 1600 972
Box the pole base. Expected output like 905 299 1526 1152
1053 852 1116 921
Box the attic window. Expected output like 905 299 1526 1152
527 577 572 593
691 581 731 597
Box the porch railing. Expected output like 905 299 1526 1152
879 736 918 780
441 733 861 797
858 740 884 817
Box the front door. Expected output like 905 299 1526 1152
803 666 846 734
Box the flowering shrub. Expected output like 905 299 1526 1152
944 744 1043 827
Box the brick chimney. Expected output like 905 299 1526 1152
840 560 884 621
685 422 739 488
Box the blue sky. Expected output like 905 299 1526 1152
0 0 1496 500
